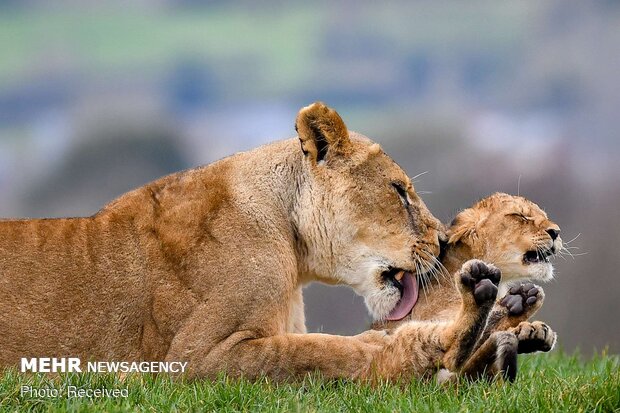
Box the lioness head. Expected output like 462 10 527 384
448 192 562 284
294 102 443 321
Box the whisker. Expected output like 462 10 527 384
430 254 451 281
415 259 428 301
431 261 443 284
411 171 429 182
435 259 451 281
559 246 576 260
565 251 588 257
420 259 430 297
563 233 581 245
419 250 444 285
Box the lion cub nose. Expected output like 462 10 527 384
546 228 560 240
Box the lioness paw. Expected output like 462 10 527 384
500 283 545 316
355 329 390 346
512 321 557 354
458 260 501 305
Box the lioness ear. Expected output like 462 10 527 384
295 102 351 164
448 208 487 245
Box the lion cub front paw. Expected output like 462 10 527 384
511 321 557 354
500 283 545 317
458 260 501 306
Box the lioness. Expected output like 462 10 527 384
0 102 512 381
374 193 561 378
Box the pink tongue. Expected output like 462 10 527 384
386 272 419 321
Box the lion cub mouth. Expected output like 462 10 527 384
383 269 419 321
523 248 553 264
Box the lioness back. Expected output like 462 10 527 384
0 215 147 362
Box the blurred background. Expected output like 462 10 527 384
0 0 618 353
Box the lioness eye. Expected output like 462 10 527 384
392 182 410 206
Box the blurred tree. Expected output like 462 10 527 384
22 117 189 217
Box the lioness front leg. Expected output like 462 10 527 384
165 260 500 383
165 306 456 382
164 260 501 382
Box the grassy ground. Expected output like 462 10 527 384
0 351 618 412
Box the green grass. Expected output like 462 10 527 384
0 352 618 412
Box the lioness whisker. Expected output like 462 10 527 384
419 250 449 284
431 254 451 281
415 259 430 300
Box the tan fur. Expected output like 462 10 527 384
0 102 497 381
374 193 561 379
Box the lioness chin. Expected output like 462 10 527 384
0 102 511 381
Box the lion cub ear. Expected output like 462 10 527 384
295 102 351 164
448 208 487 245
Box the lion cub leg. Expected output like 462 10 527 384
439 259 501 372
460 320 557 382
460 331 519 382
477 283 547 353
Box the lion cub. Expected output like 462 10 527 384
374 193 562 378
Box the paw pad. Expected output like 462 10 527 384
501 283 542 316
460 260 501 305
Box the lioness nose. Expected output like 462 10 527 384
546 228 560 240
